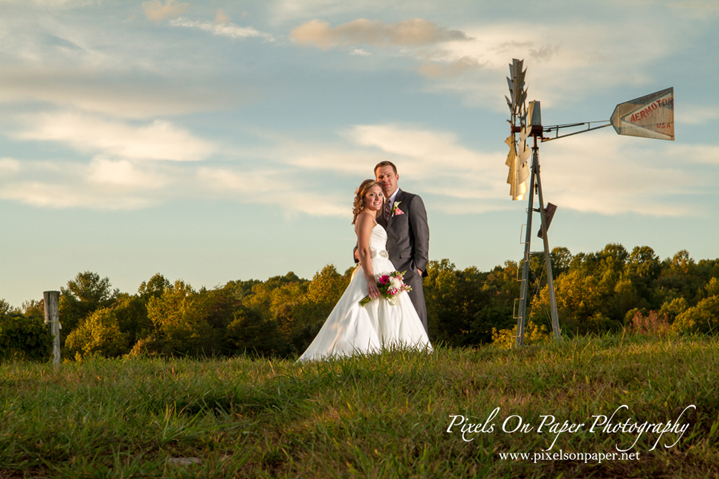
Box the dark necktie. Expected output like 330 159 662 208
384 199 392 221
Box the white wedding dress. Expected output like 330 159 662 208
298 223 432 362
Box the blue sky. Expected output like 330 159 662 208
1 0 717 307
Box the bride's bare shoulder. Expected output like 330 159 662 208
355 212 377 234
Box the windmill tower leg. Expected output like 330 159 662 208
516 158 536 348
534 150 561 340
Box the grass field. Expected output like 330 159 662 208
1 333 718 478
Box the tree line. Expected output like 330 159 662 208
1 244 718 362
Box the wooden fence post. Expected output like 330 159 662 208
43 291 61 369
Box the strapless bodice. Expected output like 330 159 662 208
369 223 389 259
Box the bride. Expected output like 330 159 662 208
298 179 432 362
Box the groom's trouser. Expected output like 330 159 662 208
404 271 428 333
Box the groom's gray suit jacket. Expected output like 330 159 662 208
378 189 429 332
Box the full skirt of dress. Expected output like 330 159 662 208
298 232 431 362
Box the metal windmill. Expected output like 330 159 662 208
505 58 674 347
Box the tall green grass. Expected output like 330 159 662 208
1 333 717 478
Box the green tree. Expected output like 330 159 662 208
112 294 154 346
64 308 129 359
284 265 351 355
474 261 519 342
147 280 213 356
658 250 704 305
146 280 237 357
532 269 611 335
0 313 52 362
138 273 171 300
305 265 350 307
627 246 661 280
226 306 279 356
0 299 15 315
703 277 719 298
424 260 490 346
551 247 573 277
609 274 644 322
659 297 689 324
672 296 719 334
624 246 661 310
596 244 629 299
22 299 45 321
533 244 664 333
224 278 263 303
238 272 310 356
59 271 118 336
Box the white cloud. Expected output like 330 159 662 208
351 48 371 56
14 111 216 161
0 156 175 210
271 124 510 214
0 15 112 67
0 0 99 7
276 124 708 217
676 105 719 125
197 167 347 217
410 19 685 110
417 56 484 78
1 157 350 214
290 18 470 50
214 9 231 25
269 0 442 26
343 124 510 213
197 167 288 194
284 14 683 114
668 1 719 12
285 149 382 175
666 144 719 165
346 124 497 176
1 122 712 217
87 157 170 189
142 0 188 23
0 68 245 119
0 181 155 210
281 14 687 113
169 17 274 41
0 158 21 178
217 124 511 215
539 135 699 216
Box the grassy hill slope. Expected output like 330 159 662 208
1 333 718 478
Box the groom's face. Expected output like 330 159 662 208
375 165 399 197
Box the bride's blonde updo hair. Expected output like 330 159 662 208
352 179 381 225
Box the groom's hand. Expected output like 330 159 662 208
417 268 422 276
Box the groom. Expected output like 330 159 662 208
374 161 430 333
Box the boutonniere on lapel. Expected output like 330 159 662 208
392 201 404 216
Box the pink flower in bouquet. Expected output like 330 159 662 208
359 270 412 306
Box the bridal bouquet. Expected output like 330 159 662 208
359 271 412 306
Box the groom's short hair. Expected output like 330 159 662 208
374 161 397 175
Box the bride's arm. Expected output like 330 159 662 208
356 214 380 299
